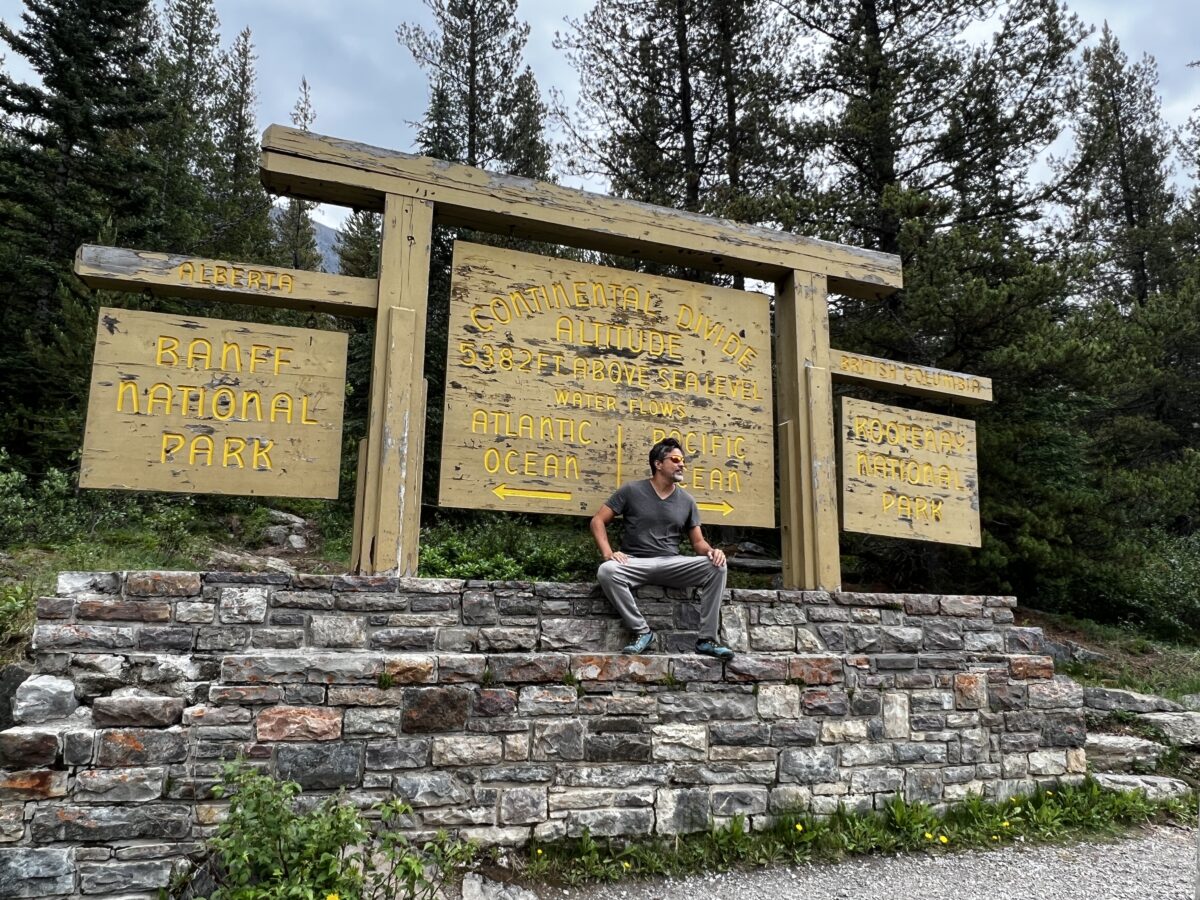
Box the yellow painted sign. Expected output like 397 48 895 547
80 308 348 498
439 242 775 526
840 397 980 546
832 350 993 404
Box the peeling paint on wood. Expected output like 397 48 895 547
439 242 775 527
840 397 981 547
80 307 347 498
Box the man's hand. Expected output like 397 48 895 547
707 548 726 567
606 551 629 564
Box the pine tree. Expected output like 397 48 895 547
270 77 322 272
145 0 222 254
1065 26 1178 309
209 27 272 262
335 210 382 279
0 0 161 468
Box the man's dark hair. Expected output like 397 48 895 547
649 437 683 474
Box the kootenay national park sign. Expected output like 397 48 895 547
80 307 347 498
440 243 774 527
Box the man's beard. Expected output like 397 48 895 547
672 470 685 483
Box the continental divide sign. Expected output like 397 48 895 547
439 242 775 527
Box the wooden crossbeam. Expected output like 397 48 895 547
830 349 993 404
75 245 377 318
259 126 904 299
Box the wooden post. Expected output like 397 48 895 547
355 193 433 574
776 271 841 591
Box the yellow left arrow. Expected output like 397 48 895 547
492 483 573 502
697 499 735 517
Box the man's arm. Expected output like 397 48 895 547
687 525 726 567
590 505 628 564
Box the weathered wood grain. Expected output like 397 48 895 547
840 397 981 547
75 245 377 317
438 242 776 528
831 349 993 404
80 308 347 498
259 126 903 299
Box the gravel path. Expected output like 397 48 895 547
530 825 1197 900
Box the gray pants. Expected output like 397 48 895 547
597 555 727 641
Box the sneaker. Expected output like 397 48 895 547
695 639 734 661
622 631 654 654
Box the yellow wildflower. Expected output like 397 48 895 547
1001 821 1010 828
924 832 933 840
991 835 999 841
939 835 948 845
326 894 339 900
622 862 631 870
795 823 804 832
536 849 543 856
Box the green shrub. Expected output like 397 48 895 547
185 762 476 900
1114 530 1200 641
419 513 597 582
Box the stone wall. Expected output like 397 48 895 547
0 571 1086 898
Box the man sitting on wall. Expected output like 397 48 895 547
590 436 734 660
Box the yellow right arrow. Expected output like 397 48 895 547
697 499 735 517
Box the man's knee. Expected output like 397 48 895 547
597 559 623 586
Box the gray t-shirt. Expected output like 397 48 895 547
604 480 700 558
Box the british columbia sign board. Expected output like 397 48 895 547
840 397 981 546
80 307 347 498
439 242 775 526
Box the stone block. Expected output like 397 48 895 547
275 743 362 789
769 720 821 747
311 615 367 648
905 768 943 803
0 848 74 897
840 742 895 766
499 787 547 825
768 785 812 813
93 689 185 727
779 746 837 784
34 624 134 651
518 685 578 715
657 693 755 723
710 722 769 746
0 804 23 842
953 673 988 710
340 707 401 738
532 720 585 761
850 767 904 793
96 728 188 765
711 786 768 816
881 627 923 653
392 772 471 807
1027 749 1067 775
651 724 706 761
940 596 984 617
462 590 499 625
670 657 725 682
789 656 842 685
538 618 607 651
77 598 171 621
125 571 201 597
1084 734 1165 773
366 738 430 770
137 626 195 651
1138 712 1200 748
1084 687 1180 714
572 655 668 683
821 719 869 743
478 628 539 652
0 770 67 800
487 653 569 684
12 675 77 724
757 685 800 719
1041 710 1086 748
195 626 251 650
257 707 342 741
31 804 191 842
219 586 268 623
922 622 963 650
474 688 518 717
57 572 121 595
209 685 284 705
432 736 504 766
74 767 166 802
750 626 796 651
78 860 175 893
802 689 849 716
1004 627 1046 654
396 686 470 733
1028 677 1084 709
725 655 788 682
273 590 335 609
565 807 654 838
371 628 437 651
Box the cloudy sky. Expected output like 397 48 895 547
1 0 1196 229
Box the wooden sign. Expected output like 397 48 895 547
840 397 980 546
75 245 378 318
80 308 347 498
439 242 775 527
831 349 993 405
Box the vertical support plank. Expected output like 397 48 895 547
356 193 433 574
775 271 841 590
350 438 369 572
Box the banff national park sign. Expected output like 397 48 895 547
80 307 347 498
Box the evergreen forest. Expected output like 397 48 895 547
2 0 1199 643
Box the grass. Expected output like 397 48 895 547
1019 608 1200 701
507 781 1197 887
